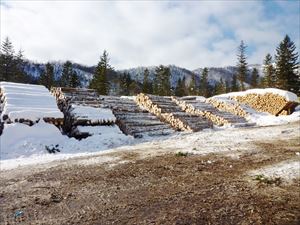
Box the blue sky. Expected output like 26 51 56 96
1 0 299 69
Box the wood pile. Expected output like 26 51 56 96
208 98 248 118
51 87 174 138
233 93 298 116
105 97 174 138
171 96 248 126
0 83 64 131
136 93 212 132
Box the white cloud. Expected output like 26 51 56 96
1 1 299 69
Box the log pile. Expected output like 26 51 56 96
233 93 298 116
0 82 64 132
104 97 175 138
136 93 212 132
208 97 248 118
171 96 248 126
51 87 174 138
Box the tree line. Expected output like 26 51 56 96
1 34 299 96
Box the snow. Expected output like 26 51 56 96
76 125 125 135
248 160 300 182
0 82 63 121
0 120 134 169
215 88 298 102
70 105 116 122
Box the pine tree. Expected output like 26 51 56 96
142 68 152 93
0 37 15 81
225 80 230 93
262 53 275 87
250 68 259 88
175 78 186 97
199 68 209 97
274 35 299 94
215 78 226 95
60 61 73 87
39 63 54 89
14 49 27 83
231 74 239 92
236 40 248 90
70 70 80 88
154 65 171 96
89 50 111 95
188 73 197 95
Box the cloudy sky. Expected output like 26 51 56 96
1 0 299 69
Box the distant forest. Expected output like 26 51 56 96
0 35 299 96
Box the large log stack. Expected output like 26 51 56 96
51 87 118 139
136 93 212 132
0 82 64 133
208 97 249 118
51 88 174 138
99 96 175 138
171 96 248 126
233 93 298 116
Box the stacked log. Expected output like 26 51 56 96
172 96 248 126
232 93 298 116
0 82 64 129
208 97 248 118
136 93 212 132
51 87 174 138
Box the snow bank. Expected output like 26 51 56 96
215 88 298 102
0 120 134 168
70 105 116 122
0 82 63 121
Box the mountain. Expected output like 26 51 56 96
23 60 264 88
23 61 94 87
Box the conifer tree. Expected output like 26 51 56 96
188 73 197 95
154 65 171 96
262 53 275 87
175 78 186 96
61 61 73 87
90 50 111 95
142 68 152 93
225 80 230 93
274 35 299 94
236 40 248 90
250 68 259 88
14 49 27 82
199 68 209 97
70 70 80 88
39 63 54 89
231 74 239 92
0 37 15 81
215 78 226 95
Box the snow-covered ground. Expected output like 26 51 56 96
0 82 63 121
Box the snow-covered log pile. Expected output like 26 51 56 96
171 96 248 126
100 95 175 138
51 87 117 139
136 93 212 132
213 88 299 116
0 82 64 127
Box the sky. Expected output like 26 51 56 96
1 0 299 70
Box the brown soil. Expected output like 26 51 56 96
0 138 299 225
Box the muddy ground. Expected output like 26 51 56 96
0 134 299 224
